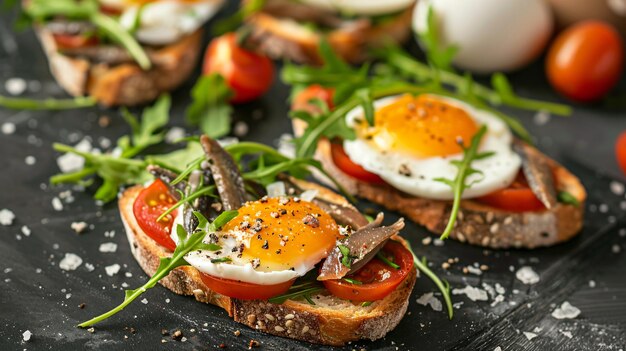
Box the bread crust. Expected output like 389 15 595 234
244 0 414 64
119 179 417 346
293 119 587 249
34 26 203 106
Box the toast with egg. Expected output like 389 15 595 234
243 0 415 64
118 178 417 346
292 99 586 249
34 26 202 106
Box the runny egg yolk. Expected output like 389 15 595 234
359 94 479 158
221 197 341 272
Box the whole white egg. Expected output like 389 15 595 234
413 0 554 73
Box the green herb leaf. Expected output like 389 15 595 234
89 13 151 70
0 95 97 110
342 278 362 285
376 252 400 270
78 212 235 327
186 74 233 139
268 285 323 305
374 42 572 116
338 244 354 269
557 191 580 206
210 257 232 263
120 94 171 157
361 301 372 307
418 6 458 72
355 88 375 126
212 0 265 35
405 244 453 320
156 186 216 222
434 125 492 240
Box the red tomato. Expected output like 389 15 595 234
616 131 626 176
133 180 178 251
53 34 99 50
477 173 545 212
322 240 413 302
546 21 624 102
202 33 274 103
291 84 335 115
330 142 385 184
199 273 295 300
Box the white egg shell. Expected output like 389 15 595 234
343 95 522 200
413 0 553 73
299 0 415 16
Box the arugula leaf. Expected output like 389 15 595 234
338 244 355 268
557 191 580 206
434 125 494 240
78 211 237 327
186 74 234 139
120 94 171 157
23 0 151 70
212 0 265 35
51 143 150 203
418 6 458 72
376 252 400 270
374 42 572 116
0 95 97 110
156 185 216 222
342 278 362 285
268 281 323 305
51 94 176 202
405 243 453 319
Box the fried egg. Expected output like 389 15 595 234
180 197 341 285
298 0 415 16
99 0 223 45
343 94 521 200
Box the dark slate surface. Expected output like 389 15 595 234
1 3 626 351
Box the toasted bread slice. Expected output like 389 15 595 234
293 119 587 249
119 178 417 346
34 26 203 106
243 0 414 64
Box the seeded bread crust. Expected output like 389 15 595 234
293 119 587 249
243 0 414 64
119 178 417 346
34 26 203 106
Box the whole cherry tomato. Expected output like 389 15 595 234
546 21 624 102
202 33 274 103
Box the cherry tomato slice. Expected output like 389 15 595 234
202 33 274 104
322 240 413 302
330 142 385 185
133 180 178 251
53 34 100 50
546 21 624 102
291 84 335 115
616 131 626 176
476 172 545 212
199 273 295 300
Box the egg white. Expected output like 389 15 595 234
343 95 521 200
117 0 224 45
170 209 315 285
298 0 414 16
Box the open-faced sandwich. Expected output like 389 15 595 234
79 135 422 346
288 57 587 249
242 0 416 64
22 0 224 106
293 91 586 249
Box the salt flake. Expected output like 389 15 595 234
516 266 540 285
99 242 118 253
552 301 581 319
59 253 83 271
0 209 16 226
105 264 121 277
452 285 489 301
